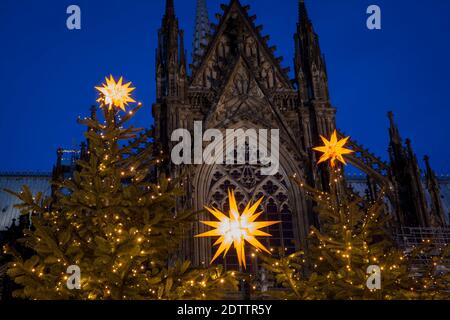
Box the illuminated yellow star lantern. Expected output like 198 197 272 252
196 190 280 269
313 130 354 168
95 75 136 111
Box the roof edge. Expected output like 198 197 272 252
0 172 52 178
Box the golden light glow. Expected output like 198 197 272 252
95 75 136 111
196 190 280 269
313 130 354 168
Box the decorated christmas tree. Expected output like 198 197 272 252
261 131 450 300
3 76 237 300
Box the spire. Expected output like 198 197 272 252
299 0 309 25
193 0 211 65
161 0 178 38
296 0 321 58
405 138 414 158
387 114 430 228
294 0 329 102
424 155 436 180
165 0 175 18
388 111 404 166
161 0 178 43
388 111 402 144
179 29 186 67
424 155 431 169
156 0 186 101
424 156 447 226
294 0 333 151
153 0 187 154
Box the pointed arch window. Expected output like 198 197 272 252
205 156 297 271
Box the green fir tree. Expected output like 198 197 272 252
3 81 238 300
261 170 449 300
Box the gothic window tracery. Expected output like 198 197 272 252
205 151 296 270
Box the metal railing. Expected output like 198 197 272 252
395 227 450 248
395 227 450 272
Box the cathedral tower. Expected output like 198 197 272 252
150 0 448 270
193 0 211 66
388 112 430 227
294 0 335 138
294 0 336 190
153 0 188 153
175 0 321 267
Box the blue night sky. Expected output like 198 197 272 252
0 0 449 174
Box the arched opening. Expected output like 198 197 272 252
190 122 310 271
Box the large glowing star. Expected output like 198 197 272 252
95 75 136 111
313 130 354 168
196 190 280 269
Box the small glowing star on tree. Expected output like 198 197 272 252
196 190 280 269
313 130 354 168
95 75 136 111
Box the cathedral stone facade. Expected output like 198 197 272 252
151 0 448 269
1 0 449 301
1 0 447 275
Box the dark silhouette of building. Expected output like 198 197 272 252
151 0 448 269
1 1 449 298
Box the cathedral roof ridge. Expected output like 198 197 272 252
201 53 303 156
0 171 52 178
189 0 292 89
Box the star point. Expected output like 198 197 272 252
196 190 280 269
313 130 354 168
95 75 136 111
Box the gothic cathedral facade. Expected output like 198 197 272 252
151 0 448 269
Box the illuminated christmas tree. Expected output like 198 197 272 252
261 132 450 300
3 76 237 300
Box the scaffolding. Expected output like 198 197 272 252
395 227 450 272
55 149 80 180
60 149 80 167
396 227 450 248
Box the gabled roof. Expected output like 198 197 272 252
190 0 292 90
204 55 282 124
203 53 301 155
